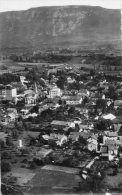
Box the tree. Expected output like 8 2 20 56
6 136 13 146
26 68 39 82
87 170 105 193
90 70 95 76
29 161 36 169
96 99 106 113
30 105 39 113
33 158 44 166
24 67 29 71
107 86 118 100
82 96 89 106
79 136 87 146
1 151 12 160
95 119 111 130
12 129 19 139
68 106 75 114
1 162 11 172
97 134 103 144
56 75 67 90
58 99 62 105
62 157 79 167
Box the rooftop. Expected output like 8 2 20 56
51 120 72 127
62 95 82 101
114 100 122 106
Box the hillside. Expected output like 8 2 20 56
0 6 121 50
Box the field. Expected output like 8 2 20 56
0 60 25 74
27 166 81 195
4 164 81 194
2 145 82 194
104 168 122 189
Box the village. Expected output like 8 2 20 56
1 53 122 194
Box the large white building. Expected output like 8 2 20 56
24 90 37 105
24 83 39 105
62 95 83 105
48 86 62 98
0 85 17 100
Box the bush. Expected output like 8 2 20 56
29 161 36 169
21 158 28 164
33 158 44 166
62 157 79 167
1 162 11 172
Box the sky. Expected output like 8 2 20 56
0 0 121 12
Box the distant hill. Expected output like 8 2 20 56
0 6 121 50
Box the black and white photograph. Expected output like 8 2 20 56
0 0 122 194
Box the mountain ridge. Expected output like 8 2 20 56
0 5 121 50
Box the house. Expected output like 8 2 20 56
56 135 68 146
6 108 18 121
99 142 119 161
35 148 53 159
20 76 26 84
48 85 62 99
20 76 29 86
105 139 122 147
114 100 122 109
51 120 75 129
99 145 109 159
43 133 67 146
62 95 83 105
103 131 118 144
102 113 116 121
0 84 17 100
79 132 93 140
107 144 118 161
39 104 51 113
79 124 92 131
21 108 30 116
67 77 76 84
78 89 90 97
68 132 80 142
107 144 118 155
24 113 38 119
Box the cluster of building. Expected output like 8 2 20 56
1 61 122 189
